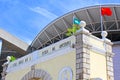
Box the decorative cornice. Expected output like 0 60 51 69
102 38 113 45
90 45 106 56
75 29 90 36
83 43 92 49
6 47 75 73
106 52 115 57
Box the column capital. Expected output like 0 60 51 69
74 21 91 36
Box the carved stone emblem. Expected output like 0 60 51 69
58 67 73 80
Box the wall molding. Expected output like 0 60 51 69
7 47 75 73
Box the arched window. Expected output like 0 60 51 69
21 69 52 80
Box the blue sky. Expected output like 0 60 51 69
0 0 120 44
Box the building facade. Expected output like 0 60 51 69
1 4 120 80
0 29 29 79
3 26 114 80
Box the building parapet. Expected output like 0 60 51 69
6 36 76 73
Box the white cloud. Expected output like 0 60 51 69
16 35 32 45
50 0 100 11
26 39 32 45
30 7 58 20
21 37 32 45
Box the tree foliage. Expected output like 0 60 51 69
66 24 80 36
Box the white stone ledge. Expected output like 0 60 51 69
90 45 106 55
7 47 75 73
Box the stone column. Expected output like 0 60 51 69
1 56 11 80
101 31 114 80
75 21 91 80
106 51 114 80
1 63 8 80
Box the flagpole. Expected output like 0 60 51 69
100 5 103 31
73 15 75 24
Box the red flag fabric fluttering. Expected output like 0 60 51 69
101 7 112 16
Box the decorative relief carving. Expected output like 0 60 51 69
58 67 73 80
21 69 52 80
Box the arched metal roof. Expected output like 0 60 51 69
31 4 120 50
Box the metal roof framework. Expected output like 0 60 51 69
31 4 120 50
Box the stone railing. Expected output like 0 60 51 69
6 36 75 73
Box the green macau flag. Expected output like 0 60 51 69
66 16 80 36
73 18 80 25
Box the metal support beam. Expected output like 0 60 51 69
85 9 95 31
85 26 93 32
37 39 43 46
73 13 80 21
61 34 64 39
107 22 116 30
45 42 51 45
44 31 53 43
45 30 54 38
113 7 119 29
1 50 16 53
36 39 43 49
96 25 101 31
62 18 69 29
54 24 63 32
53 25 62 39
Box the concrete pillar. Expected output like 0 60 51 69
101 31 114 80
1 63 8 80
75 21 91 80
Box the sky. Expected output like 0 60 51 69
0 0 120 44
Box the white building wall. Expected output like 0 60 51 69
113 44 120 80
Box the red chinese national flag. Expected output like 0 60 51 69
101 7 112 16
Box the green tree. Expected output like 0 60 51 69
10 56 16 62
66 24 80 36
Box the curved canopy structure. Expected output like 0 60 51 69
31 4 120 50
